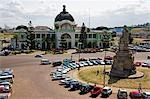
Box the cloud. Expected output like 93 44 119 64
0 0 150 28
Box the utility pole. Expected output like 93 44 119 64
103 48 106 87
78 42 82 61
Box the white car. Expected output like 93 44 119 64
41 59 50 65
86 61 93 66
72 63 79 68
142 92 150 98
142 62 150 68
101 87 112 97
59 77 72 85
80 61 88 66
78 62 84 67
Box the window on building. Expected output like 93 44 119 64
99 35 101 39
36 34 40 38
93 34 96 38
89 34 92 38
21 35 24 39
31 34 35 39
75 42 78 47
52 34 55 38
42 34 45 38
47 34 50 38
75 34 78 38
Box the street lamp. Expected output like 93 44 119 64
103 48 106 87
78 42 82 61
71 53 73 61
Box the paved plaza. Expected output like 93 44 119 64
0 51 150 99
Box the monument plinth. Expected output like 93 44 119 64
110 26 136 78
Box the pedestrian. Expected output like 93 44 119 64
78 66 80 71
96 70 99 76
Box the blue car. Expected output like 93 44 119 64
80 84 94 94
65 79 78 87
70 81 82 90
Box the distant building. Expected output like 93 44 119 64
131 27 150 39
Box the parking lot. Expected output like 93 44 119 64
0 51 150 99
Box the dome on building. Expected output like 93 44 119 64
16 25 28 31
55 5 74 22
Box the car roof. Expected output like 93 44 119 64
143 92 150 95
119 89 127 92
103 86 111 89
131 91 141 94
41 58 49 61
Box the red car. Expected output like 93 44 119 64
104 56 113 60
90 86 103 97
129 91 143 99
134 62 142 67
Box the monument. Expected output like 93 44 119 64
110 26 136 78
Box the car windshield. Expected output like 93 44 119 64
93 87 100 91
103 89 108 92
134 93 142 97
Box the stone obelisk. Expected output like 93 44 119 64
110 26 136 78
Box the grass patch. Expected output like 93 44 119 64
0 33 14 39
78 67 150 89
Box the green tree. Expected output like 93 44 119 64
79 23 87 49
13 33 19 49
45 36 55 50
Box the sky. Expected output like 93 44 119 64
0 0 150 28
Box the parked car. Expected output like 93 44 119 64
134 62 142 67
117 89 128 99
101 87 112 97
41 59 50 65
65 79 78 87
78 62 84 67
96 59 105 65
80 84 94 94
0 85 12 93
129 91 142 99
59 77 72 85
51 75 66 81
35 54 43 58
104 60 113 65
0 94 8 99
90 60 99 65
52 61 62 67
142 92 150 99
86 61 93 66
70 81 82 90
141 62 150 68
80 61 88 66
104 56 113 60
90 86 103 97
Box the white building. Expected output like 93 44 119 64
11 5 113 50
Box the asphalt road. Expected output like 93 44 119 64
0 51 150 99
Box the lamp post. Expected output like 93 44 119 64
103 48 106 87
71 53 73 61
78 42 82 61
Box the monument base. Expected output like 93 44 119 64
110 68 136 78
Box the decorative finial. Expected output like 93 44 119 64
63 5 66 12
82 23 85 27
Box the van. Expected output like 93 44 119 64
0 75 14 84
